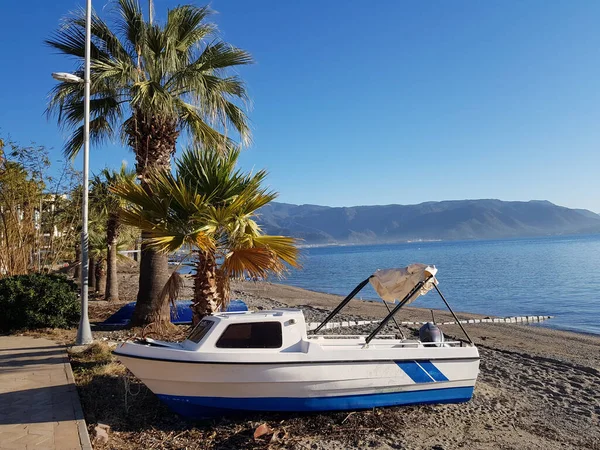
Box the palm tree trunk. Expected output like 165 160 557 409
89 257 96 292
95 259 106 297
216 268 231 311
105 213 119 301
191 251 220 325
127 110 178 326
133 239 139 262
131 234 170 325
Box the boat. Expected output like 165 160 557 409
114 264 480 418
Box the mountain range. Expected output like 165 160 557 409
256 200 600 245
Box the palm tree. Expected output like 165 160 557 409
89 232 107 296
112 147 300 323
90 166 136 301
89 230 133 297
47 0 252 325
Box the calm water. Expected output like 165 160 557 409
280 235 600 335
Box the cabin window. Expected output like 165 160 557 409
187 320 215 343
216 322 282 349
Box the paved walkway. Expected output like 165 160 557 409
0 336 92 450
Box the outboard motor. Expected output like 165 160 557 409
419 322 444 347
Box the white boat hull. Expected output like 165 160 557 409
117 351 479 418
115 305 480 418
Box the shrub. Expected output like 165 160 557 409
0 273 80 333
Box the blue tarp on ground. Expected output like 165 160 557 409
102 299 248 326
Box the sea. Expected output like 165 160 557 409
279 234 600 335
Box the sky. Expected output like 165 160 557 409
1 0 599 211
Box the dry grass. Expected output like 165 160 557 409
23 327 77 344
77 341 114 363
70 342 125 384
94 361 128 377
136 322 188 341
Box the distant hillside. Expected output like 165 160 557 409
257 200 600 245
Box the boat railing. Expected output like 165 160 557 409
308 334 396 340
308 335 468 347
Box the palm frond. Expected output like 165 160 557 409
46 9 112 61
63 117 115 160
59 96 123 129
115 0 146 59
144 228 213 254
91 163 137 216
221 246 284 280
111 167 214 254
73 9 132 62
252 235 301 268
110 172 167 214
144 234 186 254
48 1 252 156
195 41 254 72
165 5 215 53
222 100 251 144
117 208 166 233
159 271 184 309
228 184 277 217
175 100 233 151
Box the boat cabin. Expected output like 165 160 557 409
182 309 308 352
179 307 468 355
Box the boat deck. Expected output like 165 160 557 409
308 336 466 349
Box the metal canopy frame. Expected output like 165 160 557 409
311 273 473 345
311 277 372 334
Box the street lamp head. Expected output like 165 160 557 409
51 72 84 83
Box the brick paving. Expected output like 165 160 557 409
0 336 92 450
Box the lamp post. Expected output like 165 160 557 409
51 0 93 345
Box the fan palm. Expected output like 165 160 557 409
90 166 136 301
47 0 252 325
89 231 132 297
112 147 300 324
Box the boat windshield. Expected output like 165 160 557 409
187 319 215 343
216 322 282 349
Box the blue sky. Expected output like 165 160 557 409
1 1 599 211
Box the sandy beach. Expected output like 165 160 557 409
78 270 600 450
231 280 600 449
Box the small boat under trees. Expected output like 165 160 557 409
115 264 479 418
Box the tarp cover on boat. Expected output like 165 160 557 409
369 264 438 304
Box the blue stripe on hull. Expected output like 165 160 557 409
418 361 449 382
396 361 433 383
395 360 449 383
157 386 474 419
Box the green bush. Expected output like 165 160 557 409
0 273 80 333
